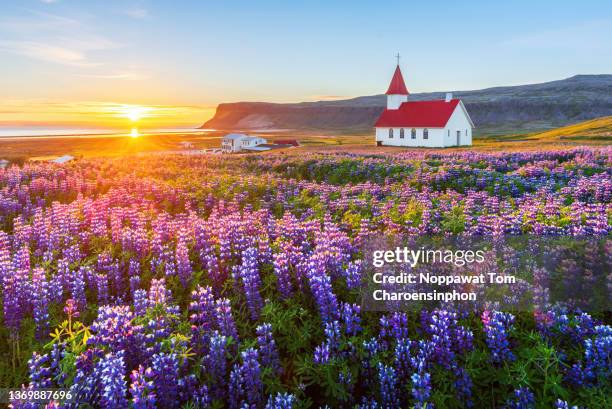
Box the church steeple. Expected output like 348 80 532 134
385 56 409 109
385 65 409 95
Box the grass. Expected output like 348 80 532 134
526 116 612 141
1 117 610 163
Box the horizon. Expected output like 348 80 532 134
1 0 611 131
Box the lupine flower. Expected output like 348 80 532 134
265 392 297 409
214 298 239 342
232 247 264 320
31 267 50 339
130 365 156 409
95 351 128 409
229 348 262 408
504 387 535 409
205 331 228 398
151 352 180 409
411 370 432 409
340 302 362 336
555 399 579 409
378 362 400 408
482 310 515 363
256 323 281 374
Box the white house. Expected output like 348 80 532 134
221 133 267 153
375 64 474 147
0 159 9 169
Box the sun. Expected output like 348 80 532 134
121 105 150 122
127 109 142 122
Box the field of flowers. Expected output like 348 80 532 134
0 147 610 408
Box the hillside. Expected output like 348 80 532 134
202 75 612 135
527 116 612 141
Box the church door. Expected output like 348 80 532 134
456 130 461 146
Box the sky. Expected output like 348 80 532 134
1 0 611 130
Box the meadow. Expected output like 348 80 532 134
0 147 610 408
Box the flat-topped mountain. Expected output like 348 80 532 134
201 75 612 134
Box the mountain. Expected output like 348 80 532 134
201 75 612 135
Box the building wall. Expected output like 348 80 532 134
375 103 473 148
375 127 446 147
443 104 473 146
386 94 408 110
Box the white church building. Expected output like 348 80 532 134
375 64 474 147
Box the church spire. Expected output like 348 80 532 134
385 62 409 95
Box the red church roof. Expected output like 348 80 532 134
375 99 461 128
385 65 409 95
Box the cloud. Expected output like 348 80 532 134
78 71 151 80
123 7 150 19
0 10 119 67
0 40 99 67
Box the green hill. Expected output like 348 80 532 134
528 116 612 141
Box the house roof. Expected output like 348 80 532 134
51 154 75 164
385 65 409 95
223 133 248 140
375 99 469 128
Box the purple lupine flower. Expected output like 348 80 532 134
232 247 264 320
229 348 262 409
215 298 239 342
64 298 80 320
273 251 293 298
482 310 515 363
71 267 87 311
89 305 140 366
95 351 128 409
302 254 339 323
340 302 362 337
151 352 180 409
31 267 50 340
205 331 228 399
313 342 331 365
175 229 192 285
394 337 413 380
314 320 341 365
148 278 172 306
555 399 579 409
130 365 156 409
423 310 455 369
256 323 281 375
454 366 473 407
28 352 53 388
583 325 611 382
95 273 109 305
378 362 400 408
411 370 432 409
343 259 363 290
265 392 297 409
133 289 148 316
189 285 217 352
503 387 535 409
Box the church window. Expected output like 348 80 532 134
400 128 405 138
424 128 429 139
389 128 393 138
448 129 450 137
411 128 416 139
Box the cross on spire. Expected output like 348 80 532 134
395 52 400 66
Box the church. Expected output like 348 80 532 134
375 62 474 148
